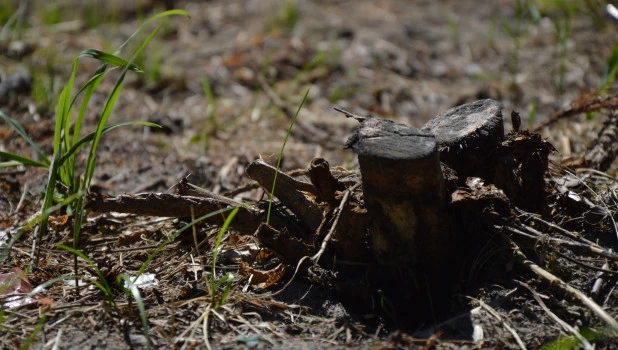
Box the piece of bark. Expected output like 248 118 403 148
345 117 448 270
307 158 344 203
246 158 323 231
85 192 262 235
255 223 312 264
422 99 504 181
492 130 556 212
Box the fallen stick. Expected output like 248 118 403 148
85 192 262 235
246 158 323 231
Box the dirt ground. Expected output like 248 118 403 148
2 0 618 349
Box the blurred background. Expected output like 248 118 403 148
1 0 617 190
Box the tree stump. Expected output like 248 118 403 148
344 117 449 276
422 99 504 181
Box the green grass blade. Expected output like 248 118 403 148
118 274 153 349
0 160 22 168
211 207 239 303
79 49 143 72
57 244 115 304
0 110 49 165
215 273 234 308
601 43 618 93
135 206 236 279
266 88 310 224
39 156 61 240
58 59 78 156
2 191 82 266
59 122 160 165
114 9 190 55
0 151 48 168
83 70 130 188
84 25 163 189
20 314 46 349
71 70 106 148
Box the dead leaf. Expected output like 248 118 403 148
239 262 285 290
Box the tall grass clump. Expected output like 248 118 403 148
0 9 190 279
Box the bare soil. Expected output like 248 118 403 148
2 0 618 349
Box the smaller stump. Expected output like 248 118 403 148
422 99 504 181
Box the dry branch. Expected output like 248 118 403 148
246 158 323 231
85 192 262 235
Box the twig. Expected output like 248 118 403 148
333 106 367 122
505 224 618 261
266 184 359 297
555 251 618 276
472 298 526 350
509 238 618 335
312 183 358 263
517 280 593 350
13 182 28 215
514 207 597 246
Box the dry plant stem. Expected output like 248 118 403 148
257 74 338 148
534 91 618 131
474 298 526 350
246 158 317 195
517 280 593 350
246 158 323 231
228 312 277 345
515 207 597 246
14 182 28 214
333 106 367 122
85 192 262 235
505 225 618 261
555 251 618 276
509 239 618 335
